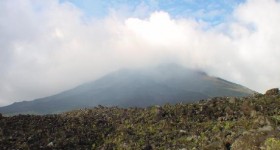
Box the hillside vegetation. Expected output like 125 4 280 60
0 88 280 150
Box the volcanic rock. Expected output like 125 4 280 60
265 88 279 96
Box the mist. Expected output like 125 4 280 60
0 0 280 106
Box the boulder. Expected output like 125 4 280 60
47 142 54 147
265 88 279 96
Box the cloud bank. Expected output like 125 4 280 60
0 0 280 106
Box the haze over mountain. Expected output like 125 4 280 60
0 64 254 115
1 0 280 107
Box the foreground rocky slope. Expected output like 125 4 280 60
0 89 280 150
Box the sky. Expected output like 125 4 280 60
0 0 280 106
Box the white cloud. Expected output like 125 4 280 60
0 0 280 106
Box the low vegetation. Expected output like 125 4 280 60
0 89 280 149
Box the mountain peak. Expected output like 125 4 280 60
0 64 254 115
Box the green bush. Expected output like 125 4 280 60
265 138 280 150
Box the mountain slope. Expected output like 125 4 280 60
0 64 254 115
0 90 279 149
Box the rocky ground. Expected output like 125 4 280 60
1 88 280 150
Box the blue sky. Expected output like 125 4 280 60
60 0 245 25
